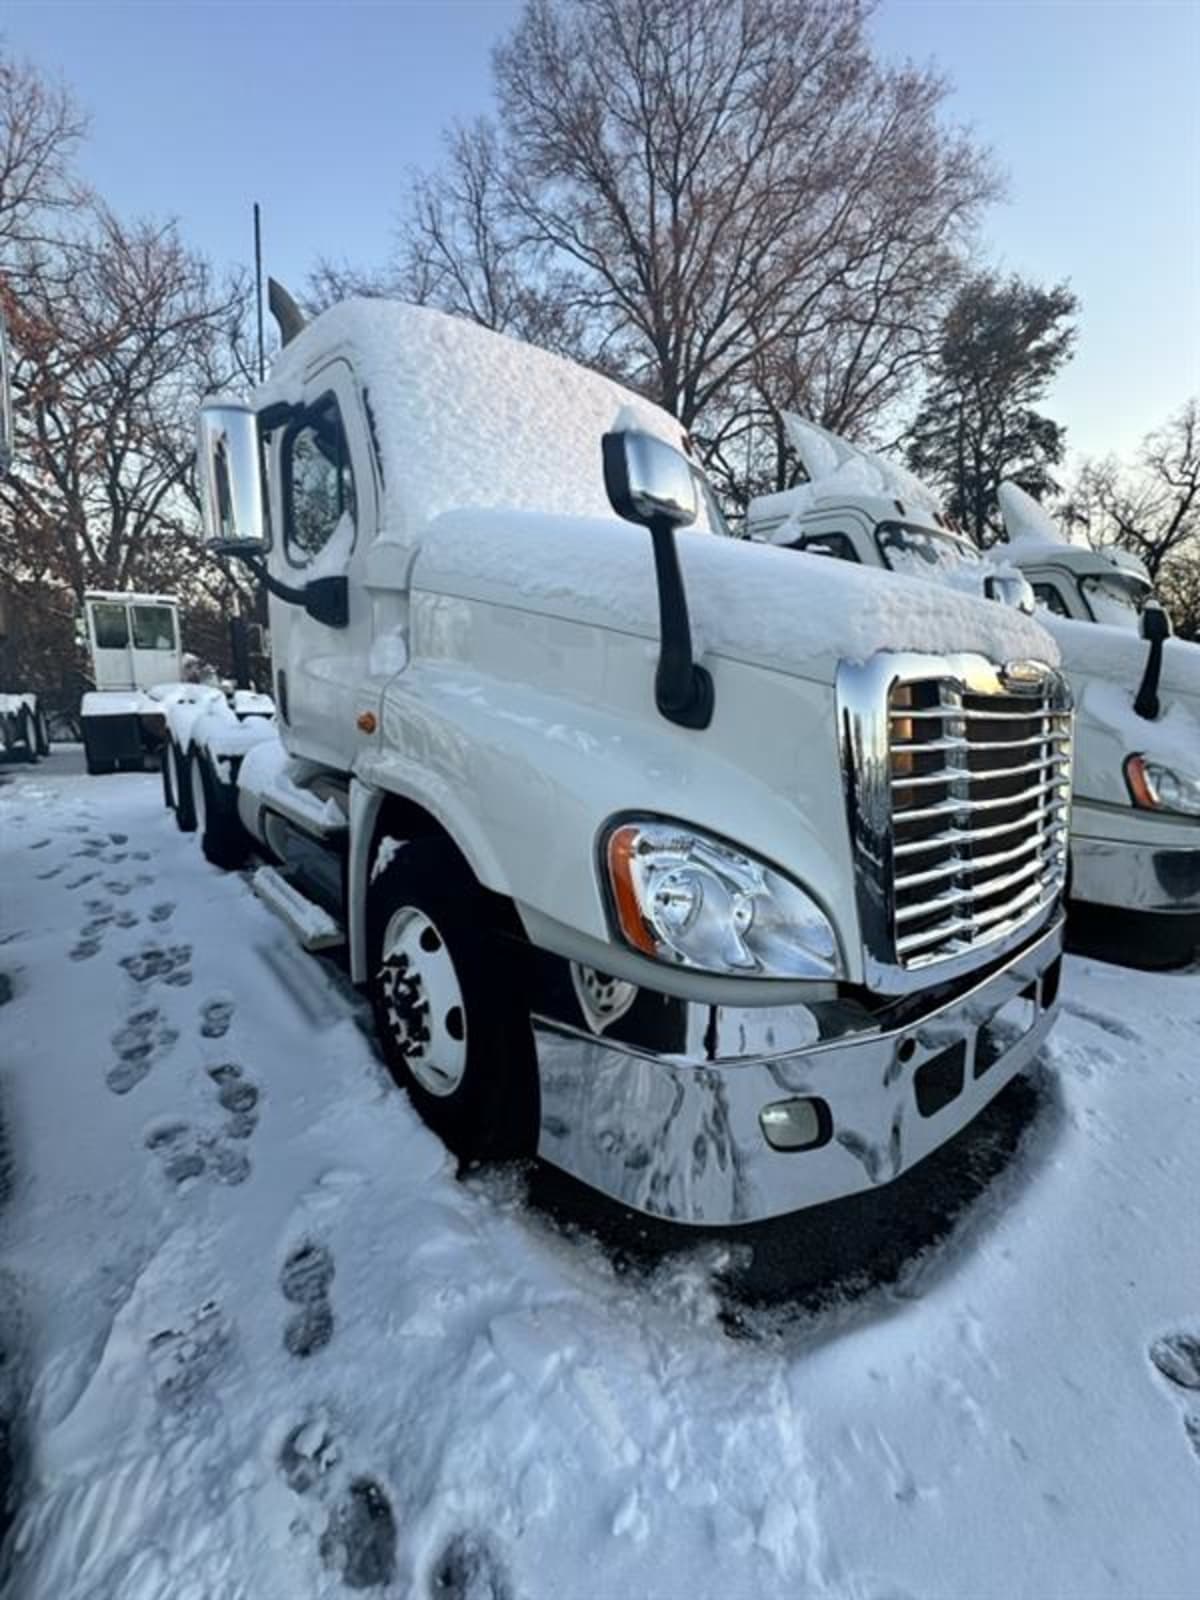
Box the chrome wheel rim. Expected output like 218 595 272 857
378 907 467 1097
190 755 207 835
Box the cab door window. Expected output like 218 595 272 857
282 392 356 564
91 603 129 648
788 532 860 562
131 605 177 650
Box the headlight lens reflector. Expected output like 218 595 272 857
604 820 841 979
1125 754 1200 818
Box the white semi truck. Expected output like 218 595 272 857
174 286 1072 1227
749 416 1200 967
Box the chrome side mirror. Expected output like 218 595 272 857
603 429 698 530
0 313 14 477
602 428 712 730
197 399 267 553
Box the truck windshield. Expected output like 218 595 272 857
876 520 981 578
692 467 732 539
1079 572 1152 630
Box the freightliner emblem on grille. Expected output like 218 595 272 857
999 659 1049 694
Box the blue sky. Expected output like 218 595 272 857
3 0 1197 465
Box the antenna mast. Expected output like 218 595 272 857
253 202 265 384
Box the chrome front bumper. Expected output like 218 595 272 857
1071 833 1200 914
534 920 1064 1225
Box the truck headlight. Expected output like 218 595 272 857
603 819 842 979
1125 754 1200 818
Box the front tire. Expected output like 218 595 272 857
19 710 40 763
367 839 538 1164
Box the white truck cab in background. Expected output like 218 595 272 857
186 286 1073 1229
78 590 184 775
749 416 1200 967
997 482 1200 965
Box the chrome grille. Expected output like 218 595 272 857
888 677 1072 969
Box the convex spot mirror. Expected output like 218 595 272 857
197 399 267 554
603 429 698 530
0 312 14 478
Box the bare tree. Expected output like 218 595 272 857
1 207 249 604
0 52 87 281
384 0 996 502
1068 401 1200 581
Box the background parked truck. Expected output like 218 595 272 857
748 415 1200 968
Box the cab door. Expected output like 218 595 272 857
267 359 377 770
87 599 135 690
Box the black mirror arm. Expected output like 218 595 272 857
1134 601 1171 721
1134 636 1164 721
228 551 348 629
649 517 713 730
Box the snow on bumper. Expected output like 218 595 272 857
535 920 1064 1225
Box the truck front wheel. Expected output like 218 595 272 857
367 840 538 1165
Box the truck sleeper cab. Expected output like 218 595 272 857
191 296 1071 1227
750 415 1200 969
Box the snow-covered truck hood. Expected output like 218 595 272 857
412 510 1059 685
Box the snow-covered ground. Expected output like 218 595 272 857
2 756 1199 1600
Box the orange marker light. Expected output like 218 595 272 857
607 825 658 956
356 710 378 735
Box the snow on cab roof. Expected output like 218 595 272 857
84 590 179 606
997 482 1151 582
265 298 716 537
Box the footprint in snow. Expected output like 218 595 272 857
133 849 152 862
280 1240 335 1358
206 1062 261 1139
64 871 98 890
279 1417 397 1592
143 1120 251 1187
104 879 133 897
147 1299 231 1411
120 943 193 988
200 998 235 1039
1148 1331 1200 1463
149 902 175 924
1149 1332 1200 1390
107 1007 179 1095
113 909 139 930
430 1533 513 1600
109 832 128 845
28 838 50 851
35 866 62 880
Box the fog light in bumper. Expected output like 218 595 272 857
759 1097 831 1152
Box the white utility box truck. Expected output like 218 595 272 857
78 590 185 774
749 416 1200 967
183 286 1072 1227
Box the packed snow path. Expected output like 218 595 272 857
2 754 1199 1599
